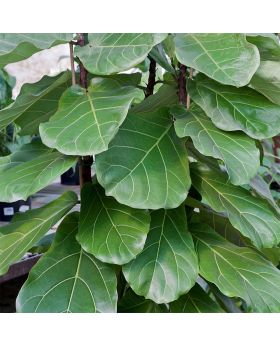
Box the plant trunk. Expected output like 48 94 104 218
273 135 280 164
178 63 187 106
76 33 92 186
145 57 156 97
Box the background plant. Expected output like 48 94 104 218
0 33 280 312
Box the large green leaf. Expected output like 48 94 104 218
16 73 71 135
250 174 280 214
192 207 245 247
0 72 71 131
192 224 280 312
173 104 260 185
123 206 199 303
250 60 280 105
170 283 224 313
40 78 141 156
191 164 280 249
16 212 117 313
75 33 167 75
149 43 176 74
96 108 191 209
0 141 77 202
0 191 77 276
77 184 150 265
246 34 280 61
0 33 73 68
188 74 280 139
174 33 259 87
118 288 168 313
131 82 178 114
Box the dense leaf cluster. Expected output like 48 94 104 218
0 33 280 313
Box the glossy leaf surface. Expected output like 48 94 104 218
250 61 280 105
170 283 224 313
96 108 191 209
191 165 280 249
246 33 280 61
193 224 280 312
40 78 141 155
123 206 198 303
75 33 167 75
0 72 71 131
188 74 280 139
17 212 117 313
173 104 260 185
0 141 77 202
0 191 77 275
77 184 150 265
0 33 73 68
118 288 168 313
174 33 259 86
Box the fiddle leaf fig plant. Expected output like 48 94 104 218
0 33 280 313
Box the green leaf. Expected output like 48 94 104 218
96 108 191 209
260 247 280 266
0 191 77 276
77 184 150 265
191 164 280 249
16 73 71 135
189 73 280 139
131 82 178 114
174 33 259 87
250 174 280 214
102 72 142 87
149 43 175 74
192 224 280 312
75 33 167 75
123 206 199 303
173 103 260 185
0 33 73 68
246 34 280 61
16 212 117 313
0 72 71 131
191 206 245 247
250 60 280 105
170 283 224 313
0 141 77 202
118 288 168 313
40 78 141 156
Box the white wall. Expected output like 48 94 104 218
5 44 71 98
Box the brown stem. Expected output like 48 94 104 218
76 33 92 186
79 156 93 186
77 33 88 89
178 64 187 106
186 67 193 109
145 57 156 98
273 136 280 164
69 42 76 85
